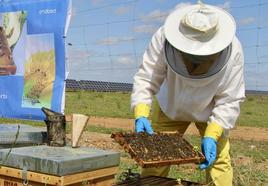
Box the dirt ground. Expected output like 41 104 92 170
82 116 268 142
185 123 268 142
67 132 122 151
66 117 268 152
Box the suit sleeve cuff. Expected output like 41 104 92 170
204 121 224 141
134 103 150 119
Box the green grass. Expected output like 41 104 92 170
65 91 133 118
231 139 268 185
1 91 267 128
116 159 141 183
0 118 44 126
66 91 268 128
237 95 268 128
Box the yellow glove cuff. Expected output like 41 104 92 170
134 103 150 119
204 121 224 141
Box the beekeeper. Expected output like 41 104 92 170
131 2 245 186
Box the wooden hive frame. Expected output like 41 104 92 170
114 176 204 186
111 132 205 168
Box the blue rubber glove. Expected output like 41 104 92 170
135 117 154 135
199 137 217 170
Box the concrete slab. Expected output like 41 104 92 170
0 124 47 148
0 145 120 176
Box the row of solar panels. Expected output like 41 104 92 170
66 79 268 94
66 79 133 92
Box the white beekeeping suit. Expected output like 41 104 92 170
131 26 245 135
130 3 245 186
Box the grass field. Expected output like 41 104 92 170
117 135 268 185
0 91 267 185
64 91 268 128
0 91 267 127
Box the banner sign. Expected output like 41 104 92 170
0 0 71 120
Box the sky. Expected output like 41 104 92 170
66 0 268 91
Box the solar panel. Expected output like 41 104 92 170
66 79 268 94
66 79 133 92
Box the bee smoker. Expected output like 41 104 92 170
41 107 66 147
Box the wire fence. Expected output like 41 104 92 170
66 0 268 91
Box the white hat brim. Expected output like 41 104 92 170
164 4 236 56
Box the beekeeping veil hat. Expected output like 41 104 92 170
164 1 236 56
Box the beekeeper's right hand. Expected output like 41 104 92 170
134 103 154 135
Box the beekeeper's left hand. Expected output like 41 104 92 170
200 137 217 169
199 122 223 169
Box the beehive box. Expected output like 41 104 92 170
0 145 120 185
0 166 117 186
111 132 204 168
